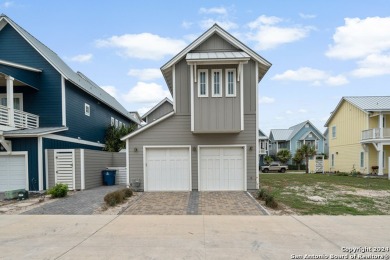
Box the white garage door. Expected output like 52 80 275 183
199 147 245 191
0 155 27 192
145 147 191 191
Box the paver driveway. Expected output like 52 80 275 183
123 191 267 215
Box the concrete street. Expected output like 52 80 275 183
1 215 389 259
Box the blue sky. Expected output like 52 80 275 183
1 0 389 134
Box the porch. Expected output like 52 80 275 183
362 128 390 141
0 104 39 129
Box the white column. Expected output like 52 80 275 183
5 75 14 127
378 143 384 175
379 113 384 138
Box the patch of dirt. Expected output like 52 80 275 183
0 196 58 215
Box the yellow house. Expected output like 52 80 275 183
325 96 390 177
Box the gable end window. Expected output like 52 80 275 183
198 69 208 97
211 69 222 97
331 126 336 139
225 69 236 97
85 103 90 116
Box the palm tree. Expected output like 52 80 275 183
276 149 292 164
299 144 317 173
292 150 304 170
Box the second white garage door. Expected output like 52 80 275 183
145 147 191 191
199 146 245 191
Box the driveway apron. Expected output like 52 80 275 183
123 191 267 215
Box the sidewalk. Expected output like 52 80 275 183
0 215 389 259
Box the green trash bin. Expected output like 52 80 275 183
102 170 116 186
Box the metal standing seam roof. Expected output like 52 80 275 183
324 96 390 127
270 129 293 141
186 51 251 61
0 14 137 124
128 112 144 125
344 96 390 111
3 127 68 137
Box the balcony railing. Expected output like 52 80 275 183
0 105 39 129
362 128 390 140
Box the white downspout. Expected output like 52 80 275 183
5 75 14 127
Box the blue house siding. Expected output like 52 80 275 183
63 81 134 143
0 23 62 127
290 126 325 155
0 64 41 87
42 138 101 190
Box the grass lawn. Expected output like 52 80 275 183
259 173 390 215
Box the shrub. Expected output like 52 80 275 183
104 188 133 207
265 194 278 209
257 187 278 209
47 183 68 198
121 188 133 198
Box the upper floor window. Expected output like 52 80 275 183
225 69 236 97
0 93 23 110
85 103 90 116
211 69 222 97
331 126 336 139
111 117 115 126
198 69 208 97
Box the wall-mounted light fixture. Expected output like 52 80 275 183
192 146 197 152
249 146 253 151
336 152 338 155
134 147 138 152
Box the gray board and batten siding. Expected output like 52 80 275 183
47 149 125 190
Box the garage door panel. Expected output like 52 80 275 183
145 148 190 191
0 155 27 192
200 147 245 191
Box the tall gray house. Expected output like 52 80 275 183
121 24 271 191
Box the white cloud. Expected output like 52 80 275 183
246 15 313 50
351 54 390 77
286 110 293 114
123 82 171 104
69 53 93 63
298 109 307 113
128 69 162 81
325 75 349 86
181 21 193 29
272 67 349 86
326 17 390 60
272 67 328 81
96 33 187 60
199 7 227 15
275 116 285 120
299 13 316 19
101 85 118 99
259 96 275 104
199 18 238 30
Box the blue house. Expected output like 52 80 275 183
269 120 326 163
0 14 138 192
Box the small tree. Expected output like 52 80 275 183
292 150 304 170
299 144 317 173
104 125 136 152
276 149 292 164
264 155 273 165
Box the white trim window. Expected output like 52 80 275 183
360 151 364 168
84 103 90 116
0 93 24 110
115 119 119 128
211 69 222 97
331 154 335 167
198 69 208 97
225 69 236 97
331 126 336 139
111 117 115 126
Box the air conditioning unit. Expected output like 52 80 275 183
0 140 12 152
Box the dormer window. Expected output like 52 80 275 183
198 69 208 97
212 69 222 97
85 103 90 116
226 69 236 97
